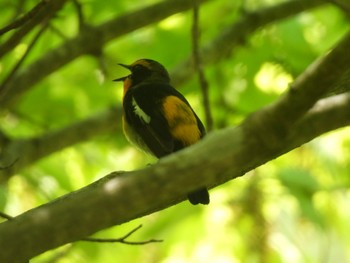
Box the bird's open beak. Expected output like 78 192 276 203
118 63 131 70
113 63 131 82
113 76 127 82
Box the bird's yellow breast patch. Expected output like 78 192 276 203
162 96 201 146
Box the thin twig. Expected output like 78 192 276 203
0 0 66 60
0 211 13 220
71 0 85 30
81 224 163 245
192 0 213 131
71 0 106 77
0 0 48 36
0 23 48 99
48 24 69 40
0 158 19 170
13 0 26 19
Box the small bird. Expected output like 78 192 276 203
114 59 209 205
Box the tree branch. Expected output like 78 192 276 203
292 92 350 145
0 0 67 59
81 224 163 245
244 30 350 150
0 89 349 262
0 22 49 96
0 107 121 182
71 0 85 31
0 0 211 110
171 0 326 87
0 0 49 36
192 0 213 131
0 211 13 220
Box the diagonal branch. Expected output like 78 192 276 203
0 0 211 110
244 30 350 150
0 23 49 96
291 92 350 146
0 0 49 36
0 0 67 59
0 211 13 220
0 90 349 263
0 107 121 182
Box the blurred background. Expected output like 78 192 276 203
0 0 350 262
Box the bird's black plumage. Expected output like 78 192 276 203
116 59 210 205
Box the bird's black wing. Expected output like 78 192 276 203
123 83 175 158
124 82 206 158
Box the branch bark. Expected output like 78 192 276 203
0 107 121 182
244 30 350 150
0 89 349 263
0 0 67 58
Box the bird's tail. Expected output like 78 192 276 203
188 188 210 205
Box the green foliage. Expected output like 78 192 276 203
0 0 350 262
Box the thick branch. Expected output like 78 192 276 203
243 30 350 150
0 0 210 110
0 91 349 263
291 93 350 145
0 107 121 182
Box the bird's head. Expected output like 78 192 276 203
114 59 170 87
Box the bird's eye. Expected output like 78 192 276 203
130 63 151 84
133 64 144 71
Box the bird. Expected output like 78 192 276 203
114 58 209 205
